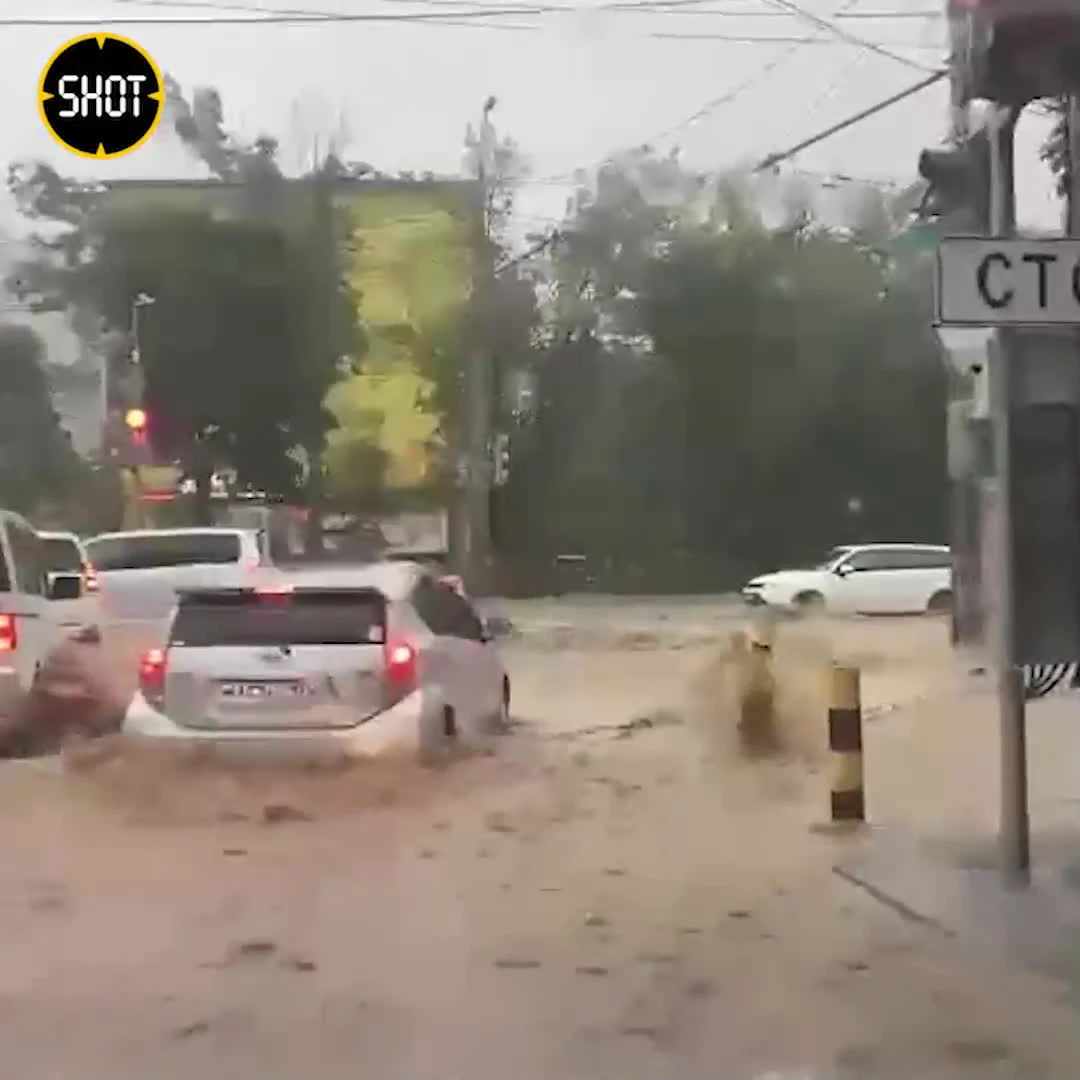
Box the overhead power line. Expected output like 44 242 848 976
836 8 942 17
115 0 943 16
118 0 811 13
648 31 940 47
0 9 547 25
60 0 948 38
531 40 801 186
758 0 939 71
753 68 946 171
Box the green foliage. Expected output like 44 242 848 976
1041 97 1069 199
0 324 81 513
499 152 947 589
6 78 366 513
81 206 329 497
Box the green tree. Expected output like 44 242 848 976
505 151 947 589
7 78 365 533
74 206 320 503
0 324 80 513
1041 98 1070 201
165 77 365 547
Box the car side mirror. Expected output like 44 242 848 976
47 572 83 601
834 563 853 577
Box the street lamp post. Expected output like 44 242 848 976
130 291 155 369
125 292 155 527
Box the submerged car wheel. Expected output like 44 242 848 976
418 705 458 763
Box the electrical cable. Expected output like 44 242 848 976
754 68 946 171
531 39 803 187
108 0 947 45
836 8 941 17
116 0 810 14
758 0 939 72
647 32 940 47
0 8 551 26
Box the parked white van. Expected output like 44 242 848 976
0 510 68 722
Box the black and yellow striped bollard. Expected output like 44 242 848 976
827 664 865 825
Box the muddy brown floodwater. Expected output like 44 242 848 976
0 616 1077 1080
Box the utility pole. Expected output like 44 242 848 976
983 107 1029 886
126 292 154 529
946 78 977 652
919 120 989 651
1068 95 1080 237
923 102 1031 885
461 96 497 595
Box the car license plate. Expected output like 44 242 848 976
219 680 309 701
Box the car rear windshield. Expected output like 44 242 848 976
41 537 83 573
86 532 242 572
169 590 386 647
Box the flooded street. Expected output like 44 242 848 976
0 611 1077 1079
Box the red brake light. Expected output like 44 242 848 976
383 638 417 702
139 647 167 705
0 614 16 653
255 583 293 604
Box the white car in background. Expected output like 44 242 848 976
84 527 270 623
741 543 952 615
123 561 510 760
38 531 102 632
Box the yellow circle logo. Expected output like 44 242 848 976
38 34 164 160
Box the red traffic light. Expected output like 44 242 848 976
124 407 148 432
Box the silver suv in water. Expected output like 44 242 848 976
122 562 510 761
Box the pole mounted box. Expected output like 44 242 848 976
948 0 1080 106
996 330 1080 665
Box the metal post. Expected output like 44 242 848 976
944 87 976 649
1068 96 1080 237
986 107 1030 886
463 98 497 595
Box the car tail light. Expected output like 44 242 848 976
382 638 417 705
255 583 293 604
82 562 99 593
139 647 167 708
0 614 16 653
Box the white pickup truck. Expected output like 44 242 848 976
84 527 272 625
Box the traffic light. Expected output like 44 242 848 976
124 407 148 448
917 130 991 234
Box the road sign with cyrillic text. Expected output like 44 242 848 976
935 237 1080 326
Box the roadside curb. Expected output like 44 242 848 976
832 826 1080 997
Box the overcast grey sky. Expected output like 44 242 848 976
0 0 1063 239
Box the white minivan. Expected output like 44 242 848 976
0 511 60 722
85 527 271 624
